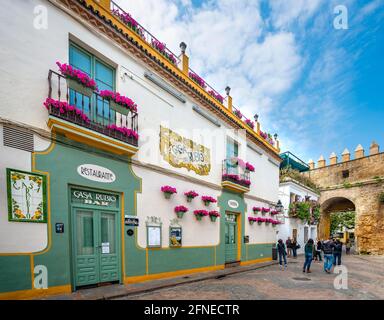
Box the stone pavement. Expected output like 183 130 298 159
115 254 384 300
41 260 277 300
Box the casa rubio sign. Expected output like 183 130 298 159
77 164 116 183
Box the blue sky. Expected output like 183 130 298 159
116 0 384 163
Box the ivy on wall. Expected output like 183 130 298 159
289 200 320 224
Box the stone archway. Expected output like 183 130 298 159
319 196 356 241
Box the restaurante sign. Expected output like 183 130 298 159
77 164 116 183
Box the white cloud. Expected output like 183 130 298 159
269 0 323 29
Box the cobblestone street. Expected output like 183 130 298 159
115 255 384 300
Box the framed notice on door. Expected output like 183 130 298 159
147 226 161 248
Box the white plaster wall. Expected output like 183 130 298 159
277 181 319 253
0 125 50 253
244 198 278 244
133 165 221 248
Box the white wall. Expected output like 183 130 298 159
277 181 319 252
0 126 50 253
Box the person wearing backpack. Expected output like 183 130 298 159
303 239 315 273
322 238 335 273
333 239 343 266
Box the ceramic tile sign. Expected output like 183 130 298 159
159 126 211 176
7 168 47 223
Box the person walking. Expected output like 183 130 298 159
303 239 315 273
314 239 323 262
286 237 292 257
333 239 343 266
277 239 288 270
346 239 351 255
322 238 335 273
292 239 299 258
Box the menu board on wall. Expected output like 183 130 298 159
147 226 161 247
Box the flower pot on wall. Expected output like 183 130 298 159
66 78 94 97
109 100 129 115
257 222 263 225
195 215 203 221
210 216 218 222
176 212 184 219
249 220 254 225
164 193 172 199
187 197 193 203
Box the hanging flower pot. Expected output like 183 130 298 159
184 191 199 202
66 78 94 97
174 205 188 219
261 207 270 215
161 186 177 199
248 217 256 225
99 90 138 115
56 62 97 97
194 210 208 221
253 207 261 214
201 196 217 207
209 211 220 222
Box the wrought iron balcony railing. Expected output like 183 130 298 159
47 70 138 147
222 159 251 189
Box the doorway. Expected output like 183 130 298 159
225 213 239 263
71 188 121 289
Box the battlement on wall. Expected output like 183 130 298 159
308 141 380 170
303 141 384 188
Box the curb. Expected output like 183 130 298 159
102 261 279 300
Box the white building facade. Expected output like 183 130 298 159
0 0 282 298
278 179 319 254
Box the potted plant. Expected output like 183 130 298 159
270 210 279 216
253 207 261 214
202 196 217 206
245 162 255 172
265 218 273 225
174 205 188 219
161 185 177 199
184 191 199 202
209 211 220 222
193 210 208 221
234 109 242 119
245 119 254 129
43 98 90 124
261 207 270 215
99 90 138 115
256 217 266 225
240 179 251 187
208 90 224 104
248 217 256 225
56 62 97 97
189 71 206 89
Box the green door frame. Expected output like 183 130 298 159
69 187 122 290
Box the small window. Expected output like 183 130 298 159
342 170 350 178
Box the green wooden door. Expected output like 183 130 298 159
73 208 119 287
225 213 237 263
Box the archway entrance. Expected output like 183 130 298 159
319 197 356 242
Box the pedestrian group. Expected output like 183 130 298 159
276 237 346 274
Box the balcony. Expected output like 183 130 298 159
46 70 139 156
221 159 251 193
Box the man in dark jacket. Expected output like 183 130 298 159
277 239 287 270
314 240 323 261
333 240 343 266
322 238 335 273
